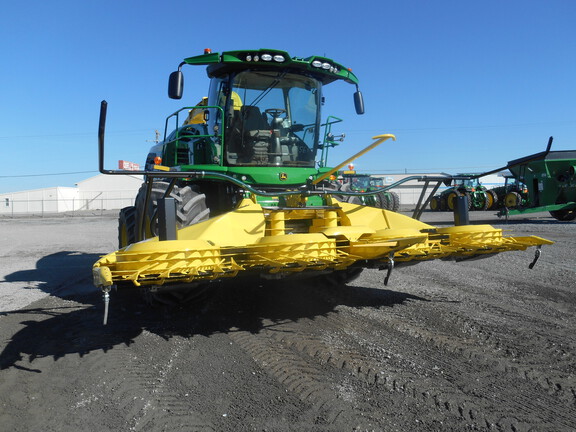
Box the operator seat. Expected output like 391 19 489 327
238 106 271 163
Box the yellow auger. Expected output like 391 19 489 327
93 197 552 290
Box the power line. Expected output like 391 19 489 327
0 171 98 179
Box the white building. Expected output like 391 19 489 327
0 174 143 216
1 171 506 215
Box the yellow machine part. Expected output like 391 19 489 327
93 199 553 288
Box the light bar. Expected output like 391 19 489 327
245 53 286 63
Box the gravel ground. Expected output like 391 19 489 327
0 210 574 431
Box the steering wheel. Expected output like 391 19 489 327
264 108 286 118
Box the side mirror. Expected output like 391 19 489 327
354 90 365 115
168 71 183 99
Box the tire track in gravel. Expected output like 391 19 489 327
319 287 576 430
226 313 466 430
33 294 220 432
72 329 216 432
222 273 576 430
388 263 576 405
227 327 377 430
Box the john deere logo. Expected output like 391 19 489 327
279 172 288 181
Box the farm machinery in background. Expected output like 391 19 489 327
429 175 497 212
336 166 400 211
428 137 576 221
93 48 552 323
488 138 576 221
489 173 529 210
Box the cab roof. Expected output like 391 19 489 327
181 49 360 86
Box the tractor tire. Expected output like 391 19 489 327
504 191 522 209
464 192 473 210
439 196 448 211
486 190 498 210
446 192 458 211
549 209 576 221
475 191 489 211
389 191 400 212
430 196 441 211
376 192 391 210
134 180 210 240
132 181 211 307
448 191 471 211
118 206 137 248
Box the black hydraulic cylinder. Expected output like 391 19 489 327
158 198 177 241
453 196 470 226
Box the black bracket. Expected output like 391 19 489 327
158 197 177 241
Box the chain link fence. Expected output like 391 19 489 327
0 195 135 218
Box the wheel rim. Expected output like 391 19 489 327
447 192 458 210
486 193 493 209
505 192 519 208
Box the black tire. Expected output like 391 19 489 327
389 191 400 212
486 190 498 210
446 191 459 211
376 192 391 210
549 209 576 221
475 191 489 211
118 206 137 248
132 180 211 307
439 196 447 211
430 196 441 211
464 192 473 210
504 191 522 209
134 180 210 240
448 191 471 211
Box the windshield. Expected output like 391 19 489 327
351 176 371 190
223 71 321 167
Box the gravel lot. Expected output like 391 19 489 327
1 210 575 431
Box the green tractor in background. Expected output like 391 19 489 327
429 175 496 211
338 171 400 211
492 139 576 221
488 173 529 210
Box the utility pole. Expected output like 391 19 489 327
146 130 160 144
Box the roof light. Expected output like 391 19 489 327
246 55 252 61
261 54 272 61
273 54 285 62
254 55 260 61
321 62 331 70
204 48 212 54
312 60 322 68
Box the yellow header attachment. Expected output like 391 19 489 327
93 199 552 289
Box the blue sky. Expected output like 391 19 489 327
1 0 575 193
